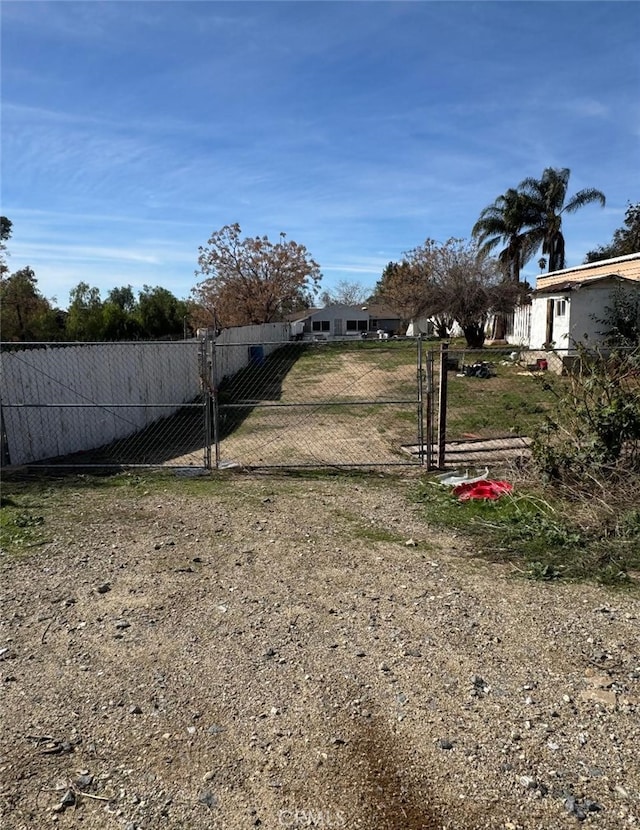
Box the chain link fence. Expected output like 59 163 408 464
0 337 425 470
4 337 621 472
210 338 424 468
427 344 555 468
427 343 640 470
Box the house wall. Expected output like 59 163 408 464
529 294 570 349
305 306 370 338
367 316 402 334
508 254 640 351
528 285 622 350
405 317 463 337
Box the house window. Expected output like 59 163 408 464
312 320 330 332
555 300 567 318
346 319 368 331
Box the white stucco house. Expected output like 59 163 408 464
506 252 640 352
288 305 402 340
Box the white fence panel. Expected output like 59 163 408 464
1 342 201 465
213 323 290 384
1 325 292 466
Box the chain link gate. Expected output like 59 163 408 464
205 337 429 469
1 338 438 471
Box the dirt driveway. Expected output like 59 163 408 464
1 471 639 829
216 343 420 468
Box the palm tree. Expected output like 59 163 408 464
518 167 606 272
471 189 538 282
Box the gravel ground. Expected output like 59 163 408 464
1 471 639 830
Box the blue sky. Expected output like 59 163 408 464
2 1 639 309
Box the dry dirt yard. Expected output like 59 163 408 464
1 470 639 830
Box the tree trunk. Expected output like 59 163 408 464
435 320 449 339
462 323 486 349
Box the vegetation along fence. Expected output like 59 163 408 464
1 335 584 471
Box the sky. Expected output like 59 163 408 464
2 1 639 309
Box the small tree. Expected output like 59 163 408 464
532 345 640 480
371 260 431 329
137 285 188 339
193 223 321 327
0 267 63 341
65 282 105 341
596 285 640 348
107 285 137 313
0 216 12 278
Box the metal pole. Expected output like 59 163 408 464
416 336 425 466
210 335 220 470
200 337 212 470
436 342 448 469
425 348 434 470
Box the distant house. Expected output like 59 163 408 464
405 317 463 338
287 304 403 340
506 252 640 352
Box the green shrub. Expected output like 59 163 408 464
531 345 640 481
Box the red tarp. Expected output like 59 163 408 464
452 480 513 501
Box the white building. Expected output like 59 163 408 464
288 305 402 340
507 252 640 352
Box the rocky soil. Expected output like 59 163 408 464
1 471 639 830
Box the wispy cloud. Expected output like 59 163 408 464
3 0 638 305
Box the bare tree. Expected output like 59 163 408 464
320 279 370 307
193 224 321 327
375 238 522 347
425 238 523 348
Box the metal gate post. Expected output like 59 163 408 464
416 336 425 466
200 337 212 470
425 347 435 470
209 336 221 470
436 342 448 469
0 404 9 468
